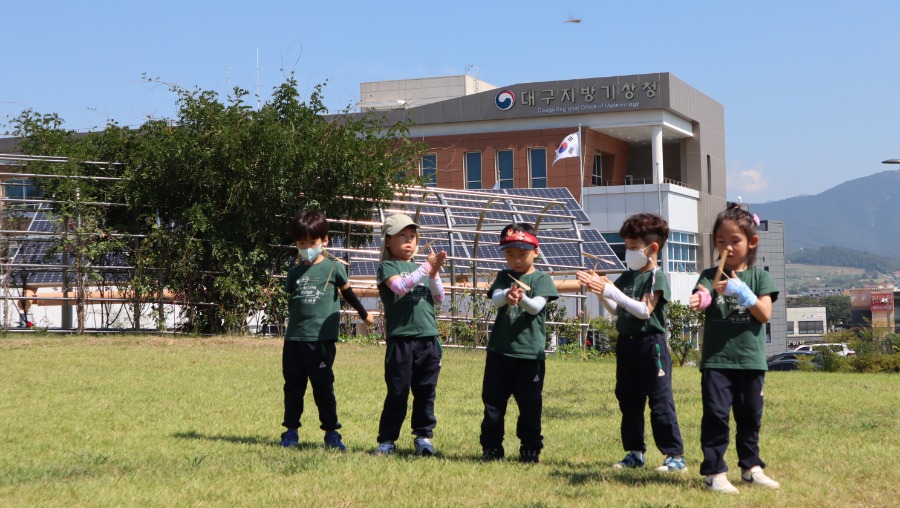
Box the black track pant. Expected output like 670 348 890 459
700 368 766 475
480 351 544 451
377 336 442 442
615 332 684 456
281 340 341 431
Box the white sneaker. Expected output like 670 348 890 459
705 473 739 494
741 466 781 489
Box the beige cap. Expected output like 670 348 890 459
381 214 420 261
382 213 419 236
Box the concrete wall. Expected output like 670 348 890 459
757 220 788 355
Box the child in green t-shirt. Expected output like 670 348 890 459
279 211 374 451
372 214 447 457
480 223 559 464
577 213 686 473
690 203 780 494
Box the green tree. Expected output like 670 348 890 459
665 300 703 366
9 76 425 334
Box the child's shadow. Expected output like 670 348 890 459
546 460 690 487
172 430 318 450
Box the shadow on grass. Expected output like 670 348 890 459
173 430 318 450
546 460 692 487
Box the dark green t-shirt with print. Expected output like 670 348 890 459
377 260 439 338
696 266 779 370
283 258 348 342
613 268 670 336
488 269 559 360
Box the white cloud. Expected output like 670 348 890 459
737 168 769 192
728 162 770 197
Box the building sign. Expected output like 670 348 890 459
495 90 515 111
478 73 670 121
870 292 894 312
520 81 658 114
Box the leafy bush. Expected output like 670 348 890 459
848 353 900 373
813 349 852 373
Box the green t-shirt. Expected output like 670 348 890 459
613 268 670 336
377 260 439 338
488 269 559 360
696 266 779 370
282 258 348 342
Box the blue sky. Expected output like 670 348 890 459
3 0 899 203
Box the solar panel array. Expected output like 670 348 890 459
324 187 621 277
4 187 624 287
330 227 623 278
4 207 130 286
382 187 589 229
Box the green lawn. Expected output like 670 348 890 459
1 336 898 507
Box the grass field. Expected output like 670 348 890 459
1 336 898 507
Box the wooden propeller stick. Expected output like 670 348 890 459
715 247 732 283
505 273 532 314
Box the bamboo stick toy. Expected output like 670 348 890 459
504 272 532 315
420 239 446 273
583 252 619 267
715 247 732 282
506 273 532 291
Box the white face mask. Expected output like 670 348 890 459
298 244 323 262
624 247 649 271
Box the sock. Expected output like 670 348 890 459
631 451 644 461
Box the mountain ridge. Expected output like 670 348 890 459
751 169 900 258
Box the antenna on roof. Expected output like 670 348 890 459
465 65 479 93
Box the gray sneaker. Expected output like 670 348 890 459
371 441 396 456
414 437 435 457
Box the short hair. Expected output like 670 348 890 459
713 202 759 266
290 211 329 242
618 213 669 249
499 222 536 240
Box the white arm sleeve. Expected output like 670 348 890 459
519 294 547 315
491 288 509 308
601 283 650 320
599 297 618 315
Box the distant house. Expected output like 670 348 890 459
786 306 827 347
805 285 843 297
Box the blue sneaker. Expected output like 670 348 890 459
371 441 396 456
656 455 688 473
414 437 435 457
613 451 645 469
324 430 346 452
280 429 299 448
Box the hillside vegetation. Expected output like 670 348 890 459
753 169 900 255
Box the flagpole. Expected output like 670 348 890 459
578 124 584 204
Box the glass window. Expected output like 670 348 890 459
592 153 602 185
529 148 546 188
667 230 697 273
465 152 482 190
798 321 824 334
421 154 437 187
496 150 514 189
3 179 42 200
787 321 795 334
602 232 626 261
